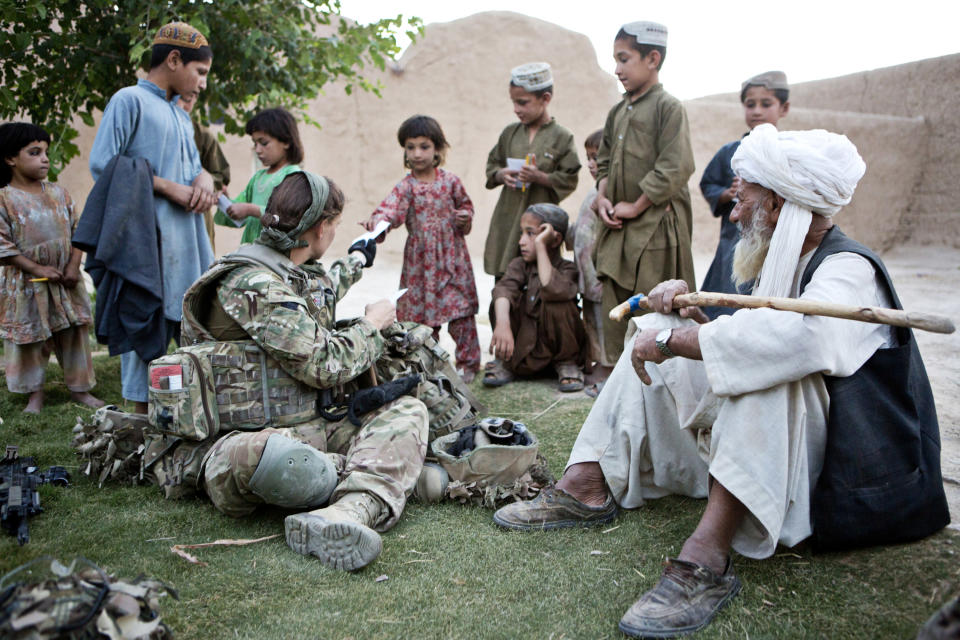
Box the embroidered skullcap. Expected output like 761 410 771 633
525 203 569 238
153 22 209 49
621 21 668 47
741 70 789 94
731 124 866 297
257 171 330 253
511 62 553 92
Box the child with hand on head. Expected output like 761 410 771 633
593 21 696 363
568 130 614 396
483 62 580 279
485 203 587 393
698 71 790 319
0 123 103 413
362 115 481 382
216 107 302 244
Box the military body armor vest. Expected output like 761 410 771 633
141 245 484 499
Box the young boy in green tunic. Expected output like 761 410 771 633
483 62 581 279
593 22 696 361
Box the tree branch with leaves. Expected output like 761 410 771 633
0 0 422 176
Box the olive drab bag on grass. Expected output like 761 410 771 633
376 322 486 443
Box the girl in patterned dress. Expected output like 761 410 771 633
362 115 481 382
0 123 103 413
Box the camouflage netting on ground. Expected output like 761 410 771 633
0 556 176 639
72 407 150 487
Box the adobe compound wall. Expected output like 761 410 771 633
54 13 959 268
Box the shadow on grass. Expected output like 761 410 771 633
1 356 957 639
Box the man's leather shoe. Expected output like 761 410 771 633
492 485 617 531
619 557 741 638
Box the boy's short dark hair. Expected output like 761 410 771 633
615 30 666 70
740 85 790 105
246 108 304 165
0 122 51 187
584 129 603 150
509 81 554 98
263 173 344 234
149 43 213 70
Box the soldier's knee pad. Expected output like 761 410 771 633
248 434 337 509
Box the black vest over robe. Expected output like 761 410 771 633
800 226 950 551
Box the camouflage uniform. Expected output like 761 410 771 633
179 245 428 527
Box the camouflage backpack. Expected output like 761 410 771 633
0 556 176 639
72 406 152 487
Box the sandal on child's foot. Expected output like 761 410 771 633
482 360 515 387
584 381 605 398
556 362 584 393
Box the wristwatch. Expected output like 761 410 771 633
655 328 676 358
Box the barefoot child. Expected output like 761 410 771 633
485 204 586 392
483 62 580 279
593 22 696 362
363 115 481 381
216 107 302 244
0 123 103 413
699 71 790 319
568 130 614 395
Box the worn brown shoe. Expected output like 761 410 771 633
492 485 617 531
619 557 741 638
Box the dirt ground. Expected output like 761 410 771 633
336 243 960 526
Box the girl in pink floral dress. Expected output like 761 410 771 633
0 123 103 413
363 115 480 381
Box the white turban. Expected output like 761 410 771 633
731 124 866 297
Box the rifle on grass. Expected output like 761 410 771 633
1 445 70 545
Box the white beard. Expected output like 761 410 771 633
732 201 774 290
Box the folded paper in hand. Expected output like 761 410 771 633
350 220 390 246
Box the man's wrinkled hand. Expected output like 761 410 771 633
630 329 667 385
646 279 691 315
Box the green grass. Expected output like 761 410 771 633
1 356 957 639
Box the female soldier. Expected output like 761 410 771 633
178 170 429 571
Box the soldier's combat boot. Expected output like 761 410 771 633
284 492 384 571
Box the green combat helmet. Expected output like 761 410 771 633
0 556 176 639
431 418 554 507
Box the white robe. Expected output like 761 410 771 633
568 251 894 558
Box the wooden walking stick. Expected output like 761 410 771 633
609 291 956 335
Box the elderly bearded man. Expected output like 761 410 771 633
493 124 950 638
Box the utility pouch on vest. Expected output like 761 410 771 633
148 347 219 441
148 341 320 438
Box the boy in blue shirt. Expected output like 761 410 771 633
699 71 790 319
89 22 217 413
